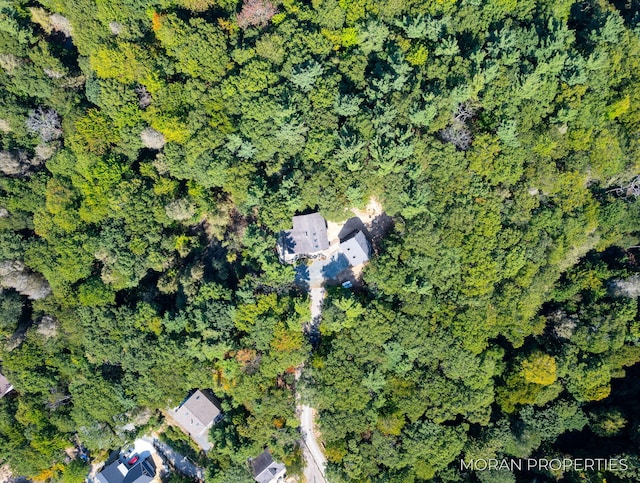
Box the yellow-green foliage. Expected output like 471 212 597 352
521 352 557 386
3 0 640 480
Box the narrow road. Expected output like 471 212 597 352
153 439 204 480
309 287 324 327
300 405 327 483
298 287 327 483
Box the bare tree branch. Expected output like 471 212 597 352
611 174 640 200
440 102 476 150
25 107 62 142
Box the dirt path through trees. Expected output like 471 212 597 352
298 287 327 483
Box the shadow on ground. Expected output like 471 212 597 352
320 253 349 280
368 213 394 252
338 217 370 241
295 263 310 291
294 252 350 289
293 212 394 290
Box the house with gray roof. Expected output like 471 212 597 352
96 452 155 483
0 370 13 398
278 213 329 263
249 450 286 483
339 230 370 267
171 389 222 451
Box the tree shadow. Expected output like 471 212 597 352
104 448 122 466
367 213 394 254
277 231 299 263
294 262 310 292
328 267 357 288
609 0 640 27
320 252 350 282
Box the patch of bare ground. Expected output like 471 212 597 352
325 220 342 247
350 197 394 254
0 464 13 483
329 197 394 252
64 446 78 461
321 197 393 288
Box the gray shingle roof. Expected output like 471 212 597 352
96 456 155 483
172 389 222 450
249 450 286 483
281 213 329 256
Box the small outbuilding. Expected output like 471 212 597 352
249 450 286 483
171 389 223 451
278 213 329 263
339 230 370 267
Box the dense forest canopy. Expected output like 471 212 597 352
1 0 640 481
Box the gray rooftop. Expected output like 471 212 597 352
96 455 155 483
281 213 329 256
339 230 370 266
172 389 222 451
250 450 286 483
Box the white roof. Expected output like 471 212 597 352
339 230 370 266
